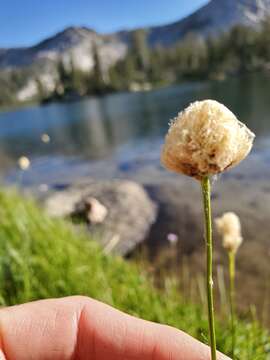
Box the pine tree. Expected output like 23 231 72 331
90 43 106 93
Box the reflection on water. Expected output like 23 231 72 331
0 72 270 185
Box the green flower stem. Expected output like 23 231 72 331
228 250 236 359
201 176 217 360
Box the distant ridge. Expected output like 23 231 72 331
1 0 270 102
146 0 270 46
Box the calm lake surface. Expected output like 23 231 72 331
0 72 270 187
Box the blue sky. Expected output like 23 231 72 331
1 0 208 48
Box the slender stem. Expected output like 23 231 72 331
228 251 236 359
201 176 217 360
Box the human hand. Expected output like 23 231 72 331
0 296 230 359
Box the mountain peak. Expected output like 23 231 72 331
1 0 270 104
1 0 270 71
147 0 270 46
33 26 97 52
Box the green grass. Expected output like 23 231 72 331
0 189 269 359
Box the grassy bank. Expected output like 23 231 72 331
0 189 268 358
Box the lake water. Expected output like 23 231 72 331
1 72 270 188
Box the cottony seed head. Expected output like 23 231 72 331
161 100 255 180
18 156 30 171
215 212 243 253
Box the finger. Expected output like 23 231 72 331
0 296 230 360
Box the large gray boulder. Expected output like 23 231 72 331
44 179 157 256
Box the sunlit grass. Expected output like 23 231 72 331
0 189 268 358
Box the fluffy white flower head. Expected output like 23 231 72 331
18 156 30 171
215 212 243 253
161 100 255 180
41 133 50 143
